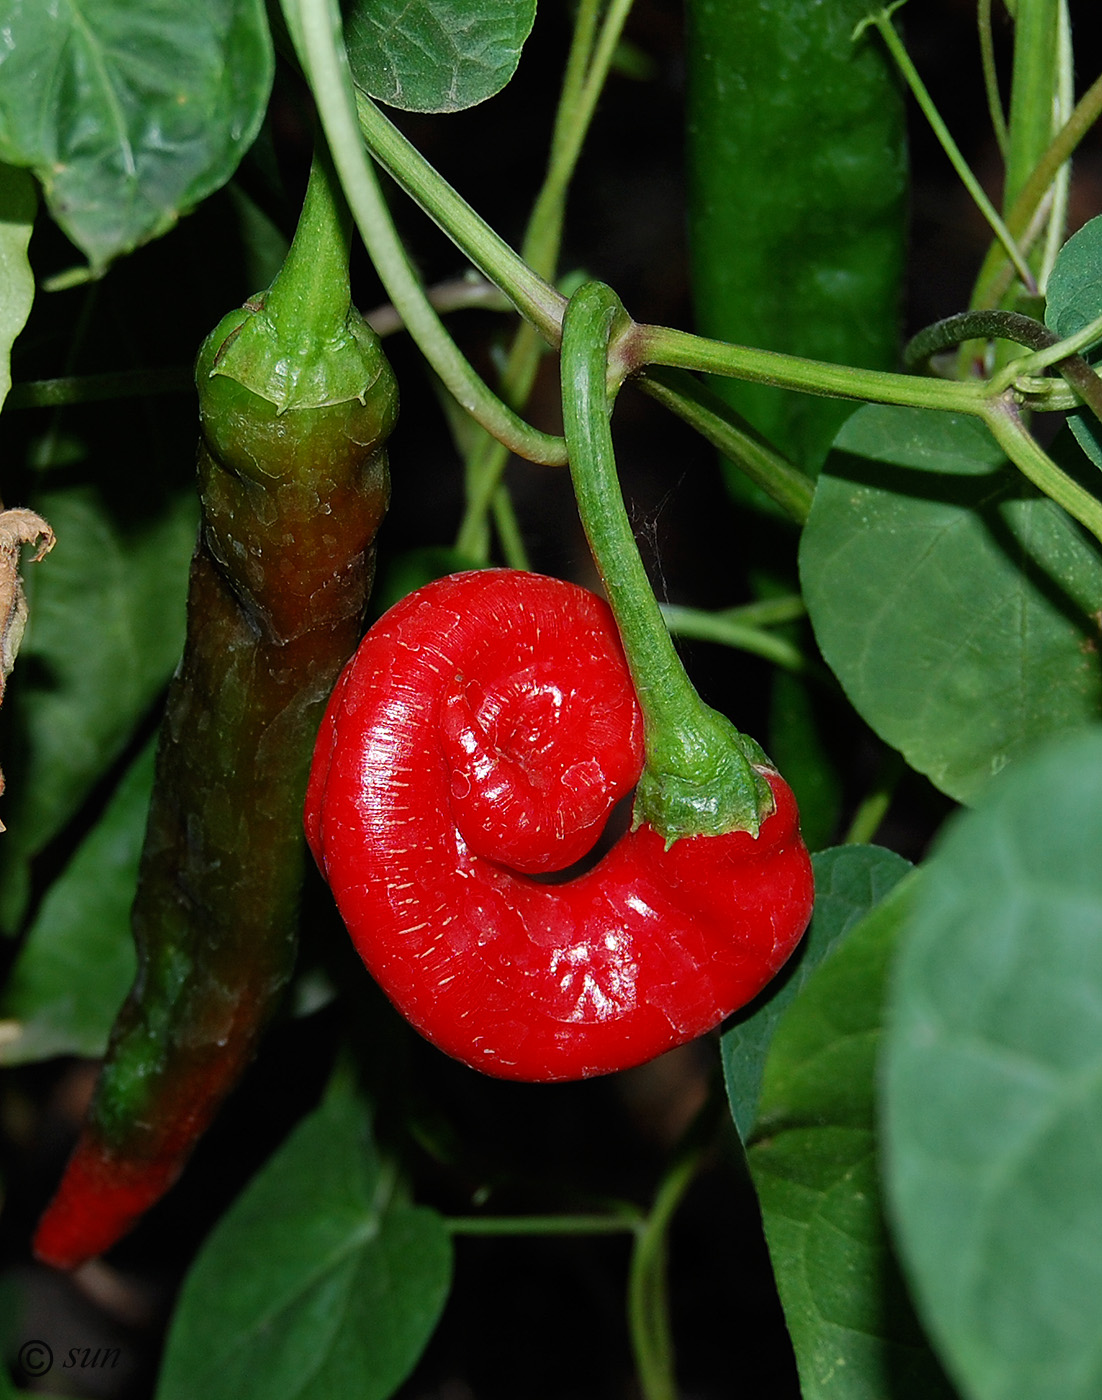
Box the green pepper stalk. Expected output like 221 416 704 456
33 148 397 1270
560 280 773 842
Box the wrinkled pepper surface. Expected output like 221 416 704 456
34 153 397 1269
306 570 813 1082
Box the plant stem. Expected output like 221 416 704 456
626 1084 721 1400
630 323 989 414
842 749 905 845
447 1212 641 1237
905 309 1102 421
1004 0 1061 214
972 66 1102 310
561 281 772 839
637 367 815 524
987 311 1102 418
354 91 565 344
363 274 512 337
1036 1 1073 291
868 8 1035 293
659 603 810 672
282 0 567 465
490 488 531 571
6 367 193 410
978 0 1010 157
455 0 635 562
980 399 1102 547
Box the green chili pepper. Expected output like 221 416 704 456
33 150 397 1270
685 0 908 473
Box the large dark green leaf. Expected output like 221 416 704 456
344 0 535 114
883 726 1102 1400
1045 215 1102 468
748 877 956 1400
723 844 910 1140
0 0 273 272
157 1083 452 1400
0 740 150 1065
0 480 196 930
800 405 1102 803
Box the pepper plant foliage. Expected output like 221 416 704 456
1 0 1101 1396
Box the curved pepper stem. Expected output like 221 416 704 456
559 280 773 841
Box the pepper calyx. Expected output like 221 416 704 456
631 705 775 842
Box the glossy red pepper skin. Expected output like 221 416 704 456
305 570 814 1081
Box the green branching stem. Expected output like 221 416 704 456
660 601 811 673
6 367 193 410
281 0 566 466
1003 0 1062 216
446 1212 641 1237
906 309 1102 422
981 399 1102 548
865 6 1036 293
972 67 1102 310
354 91 565 345
978 0 1010 157
628 322 990 414
631 315 1102 544
637 367 815 524
454 0 636 562
627 1085 723 1400
279 0 1101 555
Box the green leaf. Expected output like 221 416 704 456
1045 215 1102 469
723 844 911 1140
0 740 151 1065
0 163 35 412
883 725 1102 1400
157 1083 452 1400
344 0 536 114
0 480 197 930
799 405 1102 804
748 875 956 1400
0 0 274 272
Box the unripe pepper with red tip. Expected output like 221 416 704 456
34 152 397 1270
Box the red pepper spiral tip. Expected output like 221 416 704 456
307 570 814 1082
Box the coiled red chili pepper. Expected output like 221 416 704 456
305 569 813 1082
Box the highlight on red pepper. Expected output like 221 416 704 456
305 568 814 1082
